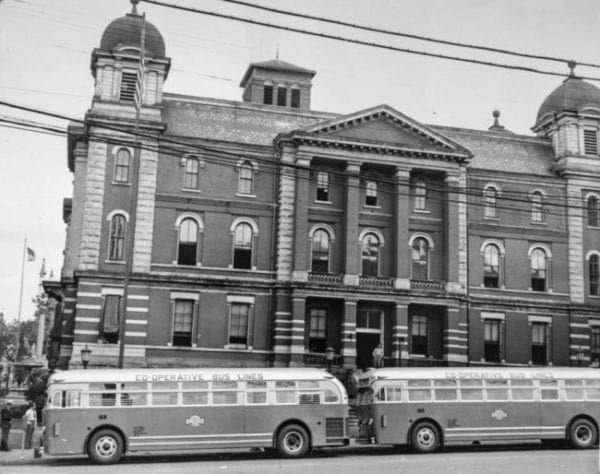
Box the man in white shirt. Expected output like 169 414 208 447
22 401 36 449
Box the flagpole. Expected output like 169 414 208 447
118 12 146 369
14 238 27 364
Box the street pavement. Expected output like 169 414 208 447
1 441 598 473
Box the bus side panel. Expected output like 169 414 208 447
244 405 347 448
369 404 413 445
540 401 598 440
43 409 101 455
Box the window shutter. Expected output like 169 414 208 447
584 129 598 155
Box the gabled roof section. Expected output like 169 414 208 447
277 104 472 162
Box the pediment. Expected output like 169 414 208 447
291 104 471 158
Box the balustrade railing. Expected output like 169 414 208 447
410 279 445 291
308 272 343 284
359 276 394 287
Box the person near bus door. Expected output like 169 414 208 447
0 400 13 451
372 343 384 368
22 401 37 449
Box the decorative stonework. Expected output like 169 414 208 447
79 139 107 270
457 167 469 290
567 181 585 303
133 141 158 273
276 148 296 281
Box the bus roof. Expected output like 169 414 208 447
358 366 600 383
48 367 337 385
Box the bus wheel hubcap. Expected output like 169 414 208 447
96 436 117 457
576 426 591 443
284 432 303 452
417 428 435 447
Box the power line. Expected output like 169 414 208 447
217 0 600 70
141 0 600 83
0 102 590 220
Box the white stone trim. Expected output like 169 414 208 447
101 287 124 296
481 311 505 321
358 227 385 245
480 239 506 255
585 250 600 261
226 295 256 304
527 243 552 259
106 209 130 222
236 158 259 172
528 315 552 324
174 212 204 230
408 232 434 249
589 319 600 327
170 291 200 301
308 223 335 241
230 216 259 234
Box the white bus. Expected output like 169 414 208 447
356 367 600 452
43 367 348 463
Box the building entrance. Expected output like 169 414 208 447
356 332 381 369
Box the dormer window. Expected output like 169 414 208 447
291 89 300 108
277 87 287 106
120 72 136 102
584 129 598 155
263 85 273 105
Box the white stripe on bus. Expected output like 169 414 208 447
445 426 563 431
130 439 272 446
445 432 564 438
131 432 272 440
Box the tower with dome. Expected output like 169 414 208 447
44 2 600 373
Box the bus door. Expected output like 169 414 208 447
45 383 86 454
538 379 568 439
241 379 273 448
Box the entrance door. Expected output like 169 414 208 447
356 333 381 370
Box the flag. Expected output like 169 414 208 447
134 14 146 111
26 247 35 262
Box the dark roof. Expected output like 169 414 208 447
436 126 555 177
536 77 600 125
239 59 316 87
100 13 166 58
162 94 556 176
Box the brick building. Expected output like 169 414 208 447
45 7 600 372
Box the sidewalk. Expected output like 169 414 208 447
0 427 46 466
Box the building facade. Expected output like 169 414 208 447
45 7 600 373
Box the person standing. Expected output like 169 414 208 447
372 343 384 368
22 401 37 449
0 400 13 451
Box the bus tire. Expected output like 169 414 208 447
88 429 124 464
569 418 597 449
276 424 310 458
411 421 440 453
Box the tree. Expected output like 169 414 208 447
25 368 50 418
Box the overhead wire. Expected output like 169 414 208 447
141 0 600 83
0 101 591 221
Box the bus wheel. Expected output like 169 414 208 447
411 421 440 453
277 424 310 457
88 429 123 464
569 418 597 449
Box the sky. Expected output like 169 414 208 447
0 0 599 323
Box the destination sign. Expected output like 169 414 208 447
134 372 265 383
444 371 554 380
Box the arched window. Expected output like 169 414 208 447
365 181 378 207
411 237 429 280
108 214 126 261
238 161 254 195
233 222 253 269
588 195 599 227
531 191 544 223
483 244 500 288
361 233 380 276
184 157 199 189
590 254 599 296
311 229 330 273
531 248 547 291
114 148 131 182
414 179 427 211
484 187 498 219
178 218 198 265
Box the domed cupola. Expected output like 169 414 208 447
533 62 600 135
90 0 171 114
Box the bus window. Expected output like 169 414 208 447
540 380 558 400
89 383 117 407
212 381 239 405
485 380 509 401
565 379 585 401
510 379 534 400
299 393 320 405
299 380 319 389
585 380 600 400
276 381 296 389
385 386 403 402
120 382 147 406
407 380 432 401
320 381 341 403
275 381 296 404
183 392 208 405
459 379 483 401
434 380 457 401
50 390 81 408
246 381 267 405
151 382 179 406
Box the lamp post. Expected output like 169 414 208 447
81 345 92 370
325 346 335 373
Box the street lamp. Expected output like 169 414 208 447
81 345 92 370
325 346 335 373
